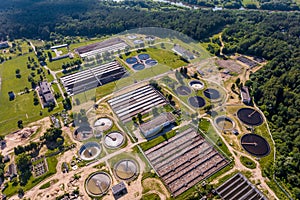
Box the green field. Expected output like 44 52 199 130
122 48 188 69
0 54 62 135
46 55 81 71
242 0 259 6
0 40 32 59
69 37 108 50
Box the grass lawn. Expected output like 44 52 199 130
198 118 210 132
253 123 275 176
0 53 63 135
242 0 259 6
141 193 160 200
122 47 188 69
0 40 32 59
3 156 58 197
69 37 108 50
30 40 44 48
198 119 232 159
240 155 257 169
46 55 81 72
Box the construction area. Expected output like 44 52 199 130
60 61 127 95
144 128 229 197
108 85 168 123
75 37 128 58
216 173 267 200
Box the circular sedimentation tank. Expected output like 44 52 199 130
79 142 102 161
189 80 204 90
203 88 221 100
215 116 235 131
114 159 138 181
126 57 138 65
85 172 111 197
188 96 206 108
104 132 125 149
237 108 263 126
94 117 113 132
145 59 158 66
176 85 191 96
132 63 145 70
241 134 270 157
138 53 150 60
74 126 93 141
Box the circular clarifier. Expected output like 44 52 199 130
241 134 270 157
114 159 138 181
132 63 145 70
79 142 102 161
145 59 158 66
214 116 235 131
126 57 138 65
94 118 113 132
188 96 206 108
176 85 191 96
104 132 125 149
189 80 204 90
138 54 150 60
237 108 264 126
85 172 111 197
74 126 93 141
204 88 221 100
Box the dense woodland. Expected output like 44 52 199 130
0 0 299 198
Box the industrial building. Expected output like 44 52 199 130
108 85 168 123
60 61 127 95
75 38 128 58
139 112 175 138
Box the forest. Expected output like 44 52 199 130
0 0 299 198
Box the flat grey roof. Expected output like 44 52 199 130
140 112 175 133
112 182 126 194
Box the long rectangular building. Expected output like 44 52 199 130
145 128 229 197
216 173 267 200
108 85 168 123
75 38 128 58
60 61 127 95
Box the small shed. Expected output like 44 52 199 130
112 182 127 199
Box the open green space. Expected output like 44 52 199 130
198 119 232 159
0 40 32 59
122 47 188 69
69 37 107 50
240 155 257 169
46 55 81 71
0 53 62 135
3 156 58 197
141 193 160 200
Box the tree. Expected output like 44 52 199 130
132 116 137 123
137 113 143 124
18 188 24 197
235 77 241 88
17 120 23 129
15 69 21 78
204 105 213 113
231 83 236 92
47 51 52 62
16 153 32 185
